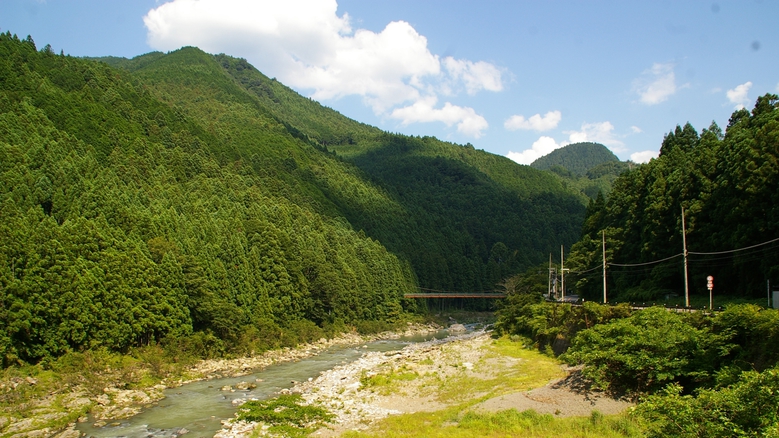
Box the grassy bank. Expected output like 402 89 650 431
343 407 642 438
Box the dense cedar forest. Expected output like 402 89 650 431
531 141 621 177
530 142 633 199
0 33 586 366
567 96 779 302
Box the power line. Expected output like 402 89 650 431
688 236 779 256
609 253 683 267
569 263 604 275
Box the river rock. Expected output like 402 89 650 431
448 323 467 333
231 398 245 407
234 381 256 390
95 394 110 406
52 424 81 438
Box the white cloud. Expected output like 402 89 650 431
390 97 489 138
506 136 562 165
631 150 658 163
442 57 503 95
143 0 502 136
630 126 643 134
633 63 678 105
727 81 753 110
504 111 561 131
564 121 625 151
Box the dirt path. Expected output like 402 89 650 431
473 372 633 417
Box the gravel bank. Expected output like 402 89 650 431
217 331 634 437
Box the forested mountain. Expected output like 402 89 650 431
0 33 585 365
530 142 632 199
567 97 779 302
531 142 619 176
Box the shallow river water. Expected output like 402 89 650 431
76 329 452 438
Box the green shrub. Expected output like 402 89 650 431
636 366 779 437
562 307 729 393
236 394 333 437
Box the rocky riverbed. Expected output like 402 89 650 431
216 330 634 437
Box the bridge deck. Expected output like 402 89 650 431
404 293 506 298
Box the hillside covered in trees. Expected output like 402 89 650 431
0 33 586 365
531 142 632 199
567 96 779 302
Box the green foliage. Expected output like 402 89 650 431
568 97 779 301
636 367 779 438
505 299 779 435
561 307 728 393
530 142 632 200
0 30 587 368
345 407 643 438
531 142 621 177
236 394 333 437
712 304 779 372
0 33 413 365
494 270 632 355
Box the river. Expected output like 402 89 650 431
76 329 453 438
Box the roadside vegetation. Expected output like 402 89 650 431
492 278 779 437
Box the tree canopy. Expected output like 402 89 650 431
0 32 586 365
568 96 779 302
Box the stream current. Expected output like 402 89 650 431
76 329 452 438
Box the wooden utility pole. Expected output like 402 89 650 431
561 246 565 300
548 253 554 299
682 207 690 308
560 245 569 300
602 230 607 304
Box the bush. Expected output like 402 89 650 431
354 319 395 335
236 394 333 437
561 307 729 394
712 304 779 372
161 331 226 360
636 366 779 437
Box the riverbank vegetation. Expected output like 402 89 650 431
345 406 642 438
494 285 779 437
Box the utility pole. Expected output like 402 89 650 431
682 207 690 308
602 230 607 304
560 245 569 301
548 253 555 299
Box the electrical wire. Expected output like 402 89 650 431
609 253 683 267
688 236 779 255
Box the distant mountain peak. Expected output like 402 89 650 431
530 142 619 177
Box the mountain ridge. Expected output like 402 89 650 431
0 33 585 364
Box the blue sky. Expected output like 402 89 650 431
2 0 778 164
